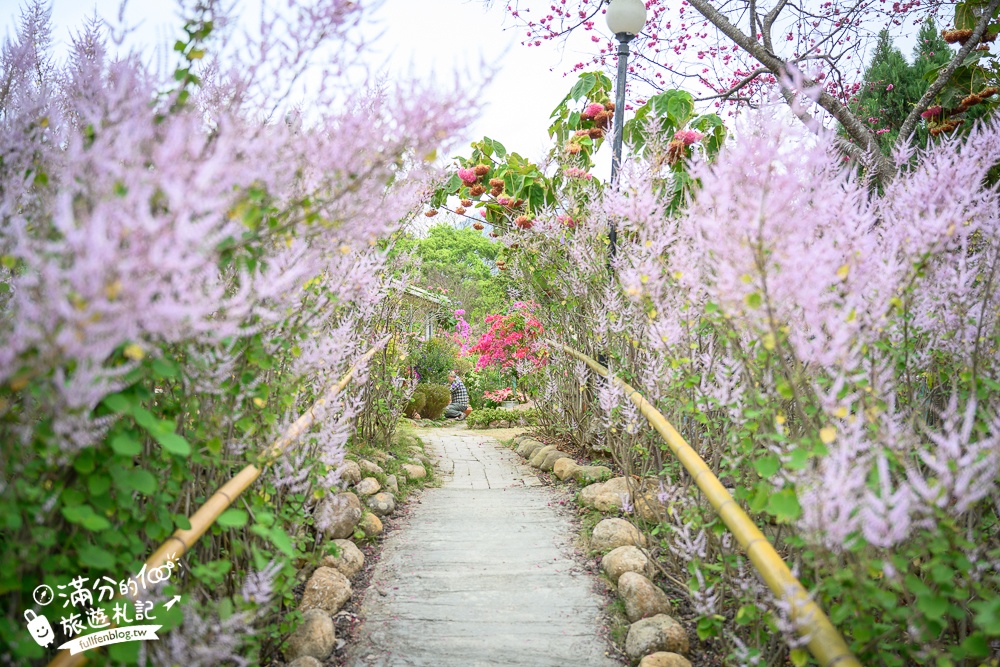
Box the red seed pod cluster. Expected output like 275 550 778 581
455 206 467 215
469 184 486 197
515 215 534 230
930 118 964 136
473 164 490 176
460 198 473 207
425 209 438 217
489 231 499 238
942 29 974 45
473 222 485 230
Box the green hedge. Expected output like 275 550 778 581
420 384 451 419
405 387 426 418
466 408 538 429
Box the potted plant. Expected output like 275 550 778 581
483 388 517 409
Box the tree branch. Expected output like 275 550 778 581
896 0 1000 144
696 67 768 102
686 0 895 180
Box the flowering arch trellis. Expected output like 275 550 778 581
432 59 1000 661
0 0 471 661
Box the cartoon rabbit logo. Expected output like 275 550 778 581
24 610 55 647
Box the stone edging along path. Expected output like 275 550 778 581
512 434 694 667
279 443 434 667
344 429 625 667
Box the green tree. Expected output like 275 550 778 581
849 23 951 154
393 224 509 324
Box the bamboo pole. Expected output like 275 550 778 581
549 340 860 667
48 336 390 667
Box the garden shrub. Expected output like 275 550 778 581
462 367 506 408
466 408 538 429
408 337 459 385
405 387 427 418
418 384 452 419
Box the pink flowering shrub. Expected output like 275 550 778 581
468 302 548 375
0 1 469 661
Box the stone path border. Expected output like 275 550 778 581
345 430 624 667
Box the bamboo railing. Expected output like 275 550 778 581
549 340 861 667
48 336 390 667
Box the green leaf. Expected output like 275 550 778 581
268 526 296 557
88 474 112 497
61 505 94 524
570 73 597 101
745 292 762 309
217 508 248 528
110 432 142 456
152 357 179 378
81 513 112 531
972 597 1000 634
78 544 116 569
954 1 978 30
916 593 949 620
123 468 157 495
154 431 191 457
776 380 794 399
766 487 802 522
753 454 780 478
102 393 132 413
108 637 140 663
959 632 990 658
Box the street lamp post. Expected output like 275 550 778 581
605 0 646 266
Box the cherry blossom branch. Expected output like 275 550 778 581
686 0 895 180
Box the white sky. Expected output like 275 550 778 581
0 0 611 169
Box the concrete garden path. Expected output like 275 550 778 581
346 428 624 667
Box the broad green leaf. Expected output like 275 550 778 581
766 487 802 522
217 508 248 528
154 431 191 457
78 544 116 569
753 454 780 478
110 432 142 456
570 73 596 101
268 526 296 557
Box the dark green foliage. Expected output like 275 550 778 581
466 408 538 429
419 384 451 419
408 337 458 386
392 224 510 323
409 339 457 386
461 367 507 408
849 21 951 154
405 388 427 418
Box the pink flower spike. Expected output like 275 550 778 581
458 167 477 184
582 102 605 118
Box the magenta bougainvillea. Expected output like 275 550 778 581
468 302 548 373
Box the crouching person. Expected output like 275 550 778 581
445 370 469 419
